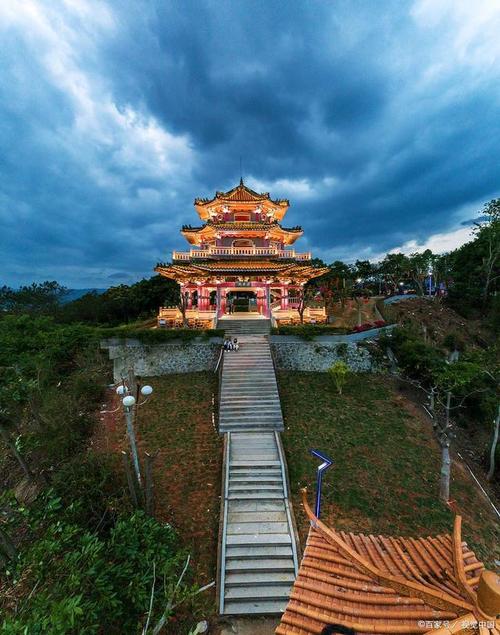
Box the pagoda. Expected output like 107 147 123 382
155 179 328 322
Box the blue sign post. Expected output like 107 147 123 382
310 449 333 519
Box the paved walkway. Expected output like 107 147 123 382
217 324 299 616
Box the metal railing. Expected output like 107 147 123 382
172 247 311 260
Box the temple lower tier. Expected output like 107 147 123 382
172 280 306 318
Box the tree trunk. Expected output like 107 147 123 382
487 405 500 481
124 408 142 486
0 423 34 481
0 525 17 561
429 386 435 418
445 391 451 429
122 451 139 508
298 299 305 323
440 442 451 502
144 452 155 516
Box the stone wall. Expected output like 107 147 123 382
271 341 372 372
101 338 222 381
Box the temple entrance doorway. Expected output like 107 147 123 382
226 290 258 313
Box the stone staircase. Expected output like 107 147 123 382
217 317 271 336
219 335 283 433
217 324 299 616
219 431 298 615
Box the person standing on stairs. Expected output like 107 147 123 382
232 338 239 351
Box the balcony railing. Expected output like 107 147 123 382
172 247 311 261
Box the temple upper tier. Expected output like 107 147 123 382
155 180 328 321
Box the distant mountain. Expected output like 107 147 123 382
62 288 107 304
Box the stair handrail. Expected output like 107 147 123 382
218 431 231 614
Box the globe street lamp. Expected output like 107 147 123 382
115 380 154 486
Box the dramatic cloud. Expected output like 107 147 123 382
1 0 499 286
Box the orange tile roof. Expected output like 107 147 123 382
194 179 289 206
198 260 289 271
276 491 498 635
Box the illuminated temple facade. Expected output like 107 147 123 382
155 180 328 323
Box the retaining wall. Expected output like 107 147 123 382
100 337 222 381
271 340 372 372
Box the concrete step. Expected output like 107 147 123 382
225 585 291 601
228 484 284 493
227 491 283 500
224 413 282 420
225 571 295 586
230 438 279 445
230 460 281 467
228 500 285 512
227 511 287 523
229 470 282 478
230 456 280 462
230 453 280 461
222 425 284 433
223 599 288 615
230 450 280 457
221 399 279 404
225 545 292 559
225 558 295 572
226 521 289 534
230 443 279 450
229 482 282 489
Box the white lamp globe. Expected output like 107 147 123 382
141 385 153 396
122 395 136 408
116 385 127 396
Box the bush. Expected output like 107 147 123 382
102 327 224 344
442 332 466 352
383 327 446 385
51 454 125 530
271 324 350 340
1 504 189 635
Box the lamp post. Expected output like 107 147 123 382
116 381 153 486
310 449 333 519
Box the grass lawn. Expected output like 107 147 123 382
96 371 222 629
278 371 499 566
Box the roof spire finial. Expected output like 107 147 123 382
239 156 243 186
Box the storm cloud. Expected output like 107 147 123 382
1 0 499 286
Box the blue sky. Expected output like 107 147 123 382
1 0 499 287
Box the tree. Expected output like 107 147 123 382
434 361 484 502
407 249 435 296
487 405 500 481
475 199 500 302
0 281 68 314
379 253 410 294
59 275 179 325
353 259 375 282
295 285 318 323
328 361 350 395
352 287 372 326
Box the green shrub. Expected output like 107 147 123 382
2 506 188 635
271 324 350 340
442 332 466 352
384 327 446 385
336 343 348 358
51 454 125 530
102 327 224 343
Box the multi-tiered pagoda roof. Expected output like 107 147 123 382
155 180 328 320
156 179 328 283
